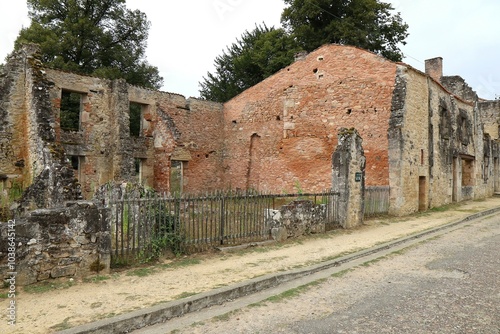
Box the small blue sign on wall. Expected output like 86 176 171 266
355 172 362 182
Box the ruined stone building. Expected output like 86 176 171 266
1 44 499 216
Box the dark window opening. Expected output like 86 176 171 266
134 158 143 183
70 156 79 170
60 91 82 131
130 102 146 137
69 155 84 181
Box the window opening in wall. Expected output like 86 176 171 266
60 90 83 131
0 175 7 193
461 157 474 186
69 155 84 181
134 158 143 183
130 102 146 137
170 160 185 194
421 149 425 165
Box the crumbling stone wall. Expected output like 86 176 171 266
389 63 496 215
223 45 397 193
0 202 110 285
440 76 478 102
266 200 327 242
45 68 225 198
332 128 365 228
478 100 500 140
0 45 81 213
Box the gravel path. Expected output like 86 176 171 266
174 213 500 334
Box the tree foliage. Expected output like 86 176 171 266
199 24 301 102
281 0 408 61
200 0 408 102
15 0 162 89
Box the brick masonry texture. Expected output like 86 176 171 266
223 45 397 193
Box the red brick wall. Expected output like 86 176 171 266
223 45 398 193
156 95 225 193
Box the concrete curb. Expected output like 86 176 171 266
57 206 500 334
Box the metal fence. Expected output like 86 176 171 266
364 186 390 216
108 191 340 265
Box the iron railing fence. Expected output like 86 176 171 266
107 190 340 265
364 186 390 216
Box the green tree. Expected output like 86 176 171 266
199 24 301 102
15 0 162 89
281 0 409 61
200 0 409 102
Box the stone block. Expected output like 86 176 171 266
50 265 76 278
271 227 287 242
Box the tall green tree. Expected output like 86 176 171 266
281 0 408 61
15 0 162 89
199 24 301 102
200 0 408 102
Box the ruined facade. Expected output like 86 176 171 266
1 44 499 217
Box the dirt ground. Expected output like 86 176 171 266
1 198 499 334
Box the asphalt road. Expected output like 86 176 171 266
160 213 500 333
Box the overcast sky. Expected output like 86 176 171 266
1 1 499 99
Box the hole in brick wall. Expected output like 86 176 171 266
60 90 83 131
205 154 209 158
276 116 281 121
313 68 318 73
347 109 352 115
318 56 324 61
232 120 237 125
130 102 146 137
318 74 324 79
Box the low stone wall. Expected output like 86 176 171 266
266 200 327 242
0 201 110 286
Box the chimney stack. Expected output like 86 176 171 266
425 57 443 82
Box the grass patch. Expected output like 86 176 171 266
23 280 75 294
331 269 352 278
427 203 461 213
126 267 155 277
161 258 201 269
90 302 103 309
213 310 238 322
49 317 72 331
360 256 387 267
83 275 110 283
0 292 8 299
174 291 197 299
265 279 327 303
